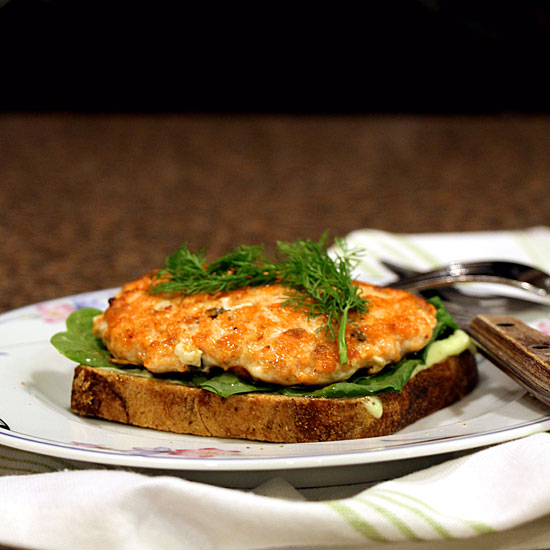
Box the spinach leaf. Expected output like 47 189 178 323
278 358 421 397
429 296 459 334
51 308 113 368
193 371 276 398
417 296 459 362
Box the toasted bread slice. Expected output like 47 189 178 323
71 351 477 443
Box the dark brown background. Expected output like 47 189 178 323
2 1 550 313
2 113 550 313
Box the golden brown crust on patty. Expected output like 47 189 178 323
92 275 437 386
71 350 477 443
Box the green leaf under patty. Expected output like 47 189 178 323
278 358 422 397
192 371 276 398
50 307 113 368
418 296 460 362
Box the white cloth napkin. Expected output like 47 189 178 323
342 225 550 287
2 227 550 550
2 434 550 550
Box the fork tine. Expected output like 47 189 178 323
380 260 528 306
387 260 550 300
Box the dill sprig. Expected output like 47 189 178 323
277 234 369 364
150 234 369 364
151 244 279 294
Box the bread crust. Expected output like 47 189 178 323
71 351 477 443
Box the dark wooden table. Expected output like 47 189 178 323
1 113 549 312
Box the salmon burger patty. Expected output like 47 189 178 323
93 274 437 386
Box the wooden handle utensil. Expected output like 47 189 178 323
469 315 550 407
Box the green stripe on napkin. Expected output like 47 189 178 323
326 501 388 542
370 488 495 536
356 497 420 540
367 491 452 538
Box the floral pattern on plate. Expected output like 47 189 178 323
72 441 241 458
0 291 111 327
36 295 109 323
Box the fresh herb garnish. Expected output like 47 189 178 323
277 235 369 364
150 244 279 294
151 233 369 364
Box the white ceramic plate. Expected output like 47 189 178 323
1 290 550 488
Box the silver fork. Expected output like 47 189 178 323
380 259 549 319
380 259 550 300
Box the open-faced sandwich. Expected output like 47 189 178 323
52 235 477 443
